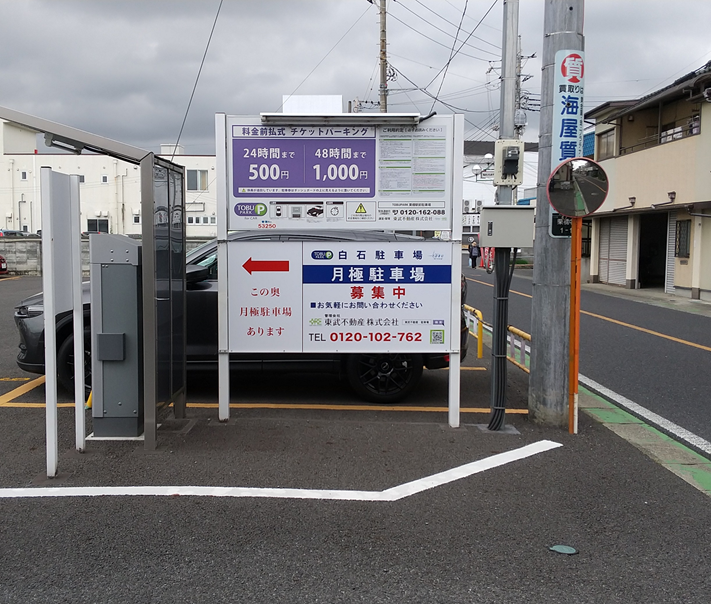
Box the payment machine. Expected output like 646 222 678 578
90 234 143 437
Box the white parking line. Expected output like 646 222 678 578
0 440 562 500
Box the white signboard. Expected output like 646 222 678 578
222 116 456 231
550 49 585 238
227 242 303 352
226 241 453 353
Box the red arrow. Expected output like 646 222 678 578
242 257 290 275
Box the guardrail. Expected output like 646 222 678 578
464 304 531 373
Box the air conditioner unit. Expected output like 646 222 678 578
475 200 483 213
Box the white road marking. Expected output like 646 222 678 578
0 440 562 500
579 376 711 455
472 324 710 456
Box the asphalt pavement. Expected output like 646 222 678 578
0 274 709 603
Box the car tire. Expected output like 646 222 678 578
346 353 423 404
57 330 92 400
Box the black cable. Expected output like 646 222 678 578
171 0 223 163
429 0 469 115
391 0 500 57
487 246 517 431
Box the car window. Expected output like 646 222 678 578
197 252 218 279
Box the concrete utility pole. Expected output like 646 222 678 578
528 0 585 427
488 0 519 430
379 0 388 112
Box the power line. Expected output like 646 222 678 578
280 4 373 111
387 12 490 63
391 0 499 57
423 0 499 91
429 0 469 115
171 0 223 162
411 0 500 50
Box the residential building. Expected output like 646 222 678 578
0 121 219 237
585 62 710 300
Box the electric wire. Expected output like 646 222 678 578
488 246 517 431
279 4 372 112
422 0 499 91
429 0 470 115
410 0 500 50
171 0 223 163
389 64 497 139
391 0 499 57
387 12 490 63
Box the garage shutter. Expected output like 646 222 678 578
665 212 676 294
599 219 610 282
599 216 627 285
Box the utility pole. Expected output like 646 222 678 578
379 0 388 112
488 0 519 430
528 0 585 427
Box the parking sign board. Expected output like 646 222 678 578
226 241 453 353
224 116 456 232
302 241 452 352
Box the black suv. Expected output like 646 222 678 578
14 230 468 404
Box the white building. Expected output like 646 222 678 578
1 120 219 237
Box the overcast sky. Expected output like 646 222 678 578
0 0 709 196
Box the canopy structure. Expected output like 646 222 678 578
0 105 186 451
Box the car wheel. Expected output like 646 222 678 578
57 330 92 400
346 353 423 404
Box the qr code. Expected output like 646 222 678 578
430 330 445 345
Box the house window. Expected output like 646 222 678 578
597 130 615 160
675 220 691 258
101 175 108 184
203 216 209 224
20 171 27 180
187 169 208 191
187 216 194 224
133 215 140 224
87 219 109 233
210 216 216 224
78 175 85 183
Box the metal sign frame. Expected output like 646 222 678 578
216 112 464 427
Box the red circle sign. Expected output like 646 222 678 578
561 53 584 83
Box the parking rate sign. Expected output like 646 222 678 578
223 116 457 232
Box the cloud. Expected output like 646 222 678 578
0 0 708 155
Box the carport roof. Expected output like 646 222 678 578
0 104 151 164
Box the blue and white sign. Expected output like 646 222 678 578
550 49 585 238
226 241 453 353
302 241 453 352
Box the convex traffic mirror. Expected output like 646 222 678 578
547 158 608 218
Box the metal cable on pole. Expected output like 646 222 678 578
487 0 518 431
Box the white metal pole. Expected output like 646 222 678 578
215 113 230 421
40 167 58 477
448 114 465 428
69 174 86 451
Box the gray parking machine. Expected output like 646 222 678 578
90 234 143 437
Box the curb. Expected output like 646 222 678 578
579 387 711 496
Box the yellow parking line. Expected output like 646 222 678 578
188 402 528 414
0 276 20 283
0 377 31 382
0 376 45 406
0 402 76 408
465 277 709 352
